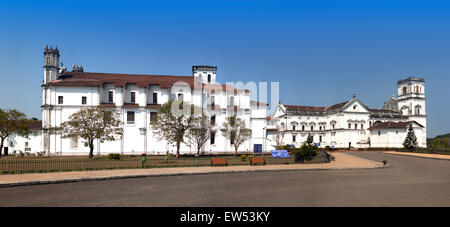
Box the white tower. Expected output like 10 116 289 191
43 45 60 84
192 65 217 84
397 77 427 130
42 45 60 155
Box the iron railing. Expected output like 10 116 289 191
0 154 316 175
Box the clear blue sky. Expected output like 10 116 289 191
0 0 449 137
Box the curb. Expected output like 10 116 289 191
383 152 450 162
0 164 389 188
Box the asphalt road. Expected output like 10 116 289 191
1 152 450 207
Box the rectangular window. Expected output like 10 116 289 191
127 111 135 124
229 96 235 107
348 123 351 129
210 132 215 145
211 96 215 106
150 112 157 122
311 126 314 131
355 124 358 130
58 96 63 104
82 96 87 105
178 94 184 102
293 135 296 142
361 124 364 129
319 136 322 143
130 92 136 103
25 142 29 147
153 93 158 104
108 91 114 103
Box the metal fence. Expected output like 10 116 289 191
0 155 311 175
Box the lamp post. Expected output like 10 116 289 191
263 126 266 153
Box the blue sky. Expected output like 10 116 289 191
0 0 449 137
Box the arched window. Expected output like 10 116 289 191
415 105 422 115
293 125 296 131
207 74 211 83
402 87 407 95
302 125 305 131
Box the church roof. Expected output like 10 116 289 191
46 72 246 92
368 121 423 130
284 100 350 115
48 72 195 88
27 120 42 131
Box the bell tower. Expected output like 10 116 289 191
43 45 60 84
192 65 217 84
397 77 426 130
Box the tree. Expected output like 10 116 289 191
60 107 122 158
150 100 196 158
443 140 449 149
187 114 211 156
294 140 318 164
403 124 418 151
433 139 442 148
275 125 285 147
221 116 252 157
0 109 30 158
305 133 314 146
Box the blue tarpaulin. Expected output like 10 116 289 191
271 150 290 158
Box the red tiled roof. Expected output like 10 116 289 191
48 72 195 88
48 72 245 93
368 121 422 130
285 105 326 112
251 100 268 107
284 100 349 113
27 120 42 130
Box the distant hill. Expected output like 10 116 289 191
428 133 450 149
434 133 450 140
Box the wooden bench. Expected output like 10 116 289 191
211 158 227 166
250 157 265 165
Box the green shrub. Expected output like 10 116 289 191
294 144 318 164
240 155 247 161
107 153 121 160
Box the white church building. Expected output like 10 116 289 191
38 46 268 155
3 46 427 156
266 78 427 149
